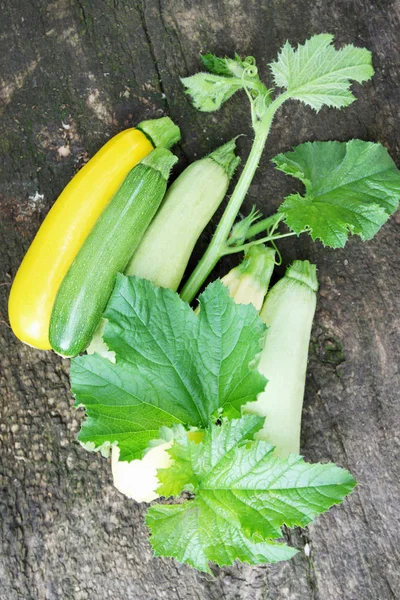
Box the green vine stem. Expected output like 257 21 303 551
180 95 288 303
243 213 281 239
224 230 298 255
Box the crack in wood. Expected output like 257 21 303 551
136 0 169 110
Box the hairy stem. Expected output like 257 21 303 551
246 214 281 239
223 230 298 255
180 96 286 303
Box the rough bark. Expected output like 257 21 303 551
1 1 399 598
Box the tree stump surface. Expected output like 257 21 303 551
1 1 399 599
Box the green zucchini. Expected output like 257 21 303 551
49 147 177 357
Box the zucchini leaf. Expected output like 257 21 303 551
182 54 265 112
269 33 374 111
181 72 242 112
275 140 400 247
146 415 356 573
71 276 266 461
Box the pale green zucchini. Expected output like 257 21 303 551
124 138 240 290
244 260 318 457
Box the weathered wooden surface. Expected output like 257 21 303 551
1 1 399 598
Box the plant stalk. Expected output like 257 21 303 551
223 230 298 255
245 213 283 239
180 96 286 303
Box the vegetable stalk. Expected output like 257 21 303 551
179 96 286 303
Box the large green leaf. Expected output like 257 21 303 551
269 33 373 111
147 416 356 573
274 140 400 247
71 276 266 461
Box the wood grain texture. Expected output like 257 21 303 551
1 0 399 598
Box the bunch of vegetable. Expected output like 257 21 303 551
8 117 181 351
8 34 400 574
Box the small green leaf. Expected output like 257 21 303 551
274 140 400 247
270 34 374 111
147 416 356 572
182 54 266 113
71 277 266 461
181 73 242 112
200 53 245 77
